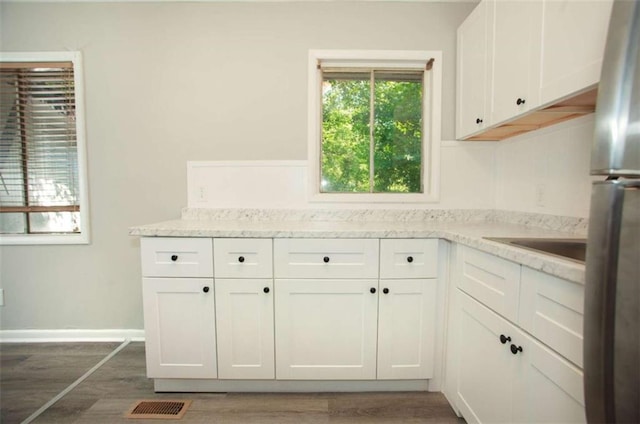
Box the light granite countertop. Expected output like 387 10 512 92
130 208 587 285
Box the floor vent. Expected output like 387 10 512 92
126 400 192 420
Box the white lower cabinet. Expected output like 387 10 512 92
513 330 585 424
377 279 436 380
142 277 217 379
215 278 274 379
457 291 585 424
275 278 437 381
140 237 441 389
457 291 515 423
274 279 379 380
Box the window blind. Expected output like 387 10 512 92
0 61 80 233
321 69 424 83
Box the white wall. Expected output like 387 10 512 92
0 1 596 333
185 141 498 210
0 1 476 332
495 115 596 218
183 115 594 215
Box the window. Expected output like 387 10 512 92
308 50 441 203
0 52 89 244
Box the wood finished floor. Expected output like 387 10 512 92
0 342 465 423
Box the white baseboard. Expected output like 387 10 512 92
154 378 431 393
0 329 145 343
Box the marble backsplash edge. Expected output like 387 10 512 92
490 210 588 236
181 208 589 235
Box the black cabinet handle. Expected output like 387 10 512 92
476 118 483 124
516 98 526 106
238 256 245 263
510 344 523 355
171 255 178 262
263 287 270 294
323 256 330 263
407 256 414 263
499 334 511 344
383 288 389 294
203 286 210 293
370 287 376 294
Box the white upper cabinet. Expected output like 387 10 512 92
488 0 543 126
539 0 613 104
456 0 490 139
457 0 612 141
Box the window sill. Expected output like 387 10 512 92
308 192 439 204
1 233 90 246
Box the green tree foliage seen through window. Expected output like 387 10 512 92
321 69 423 193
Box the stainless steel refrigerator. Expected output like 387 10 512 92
584 1 640 423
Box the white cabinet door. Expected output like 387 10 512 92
456 291 586 424
513 328 586 424
215 278 274 379
456 0 490 139
274 279 378 380
377 279 436 380
142 278 217 379
489 0 543 125
539 0 613 104
456 292 516 424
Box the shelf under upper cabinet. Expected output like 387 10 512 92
463 87 597 142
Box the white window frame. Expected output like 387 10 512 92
0 51 90 245
308 49 441 203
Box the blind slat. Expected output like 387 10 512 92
0 62 73 70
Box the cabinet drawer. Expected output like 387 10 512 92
274 239 379 279
519 267 584 367
214 238 273 278
380 239 438 279
141 237 213 278
458 246 521 322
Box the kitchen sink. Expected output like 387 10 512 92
484 237 587 263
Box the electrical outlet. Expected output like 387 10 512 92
0 289 4 306
198 186 206 201
535 184 546 207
